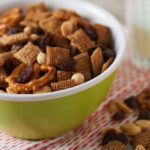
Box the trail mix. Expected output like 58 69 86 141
101 89 150 150
0 2 115 94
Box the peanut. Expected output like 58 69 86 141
30 34 40 42
34 86 51 94
24 26 32 35
135 120 150 130
108 101 119 113
71 73 85 85
37 52 47 65
116 100 133 114
135 145 146 150
121 123 142 136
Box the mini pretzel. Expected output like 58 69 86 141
6 63 56 93
137 89 150 110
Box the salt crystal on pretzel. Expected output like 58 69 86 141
14 42 41 65
73 52 91 71
51 79 75 91
0 67 7 83
68 29 95 52
57 71 72 81
61 19 77 37
25 9 52 22
91 47 104 76
94 23 112 46
101 56 114 73
0 8 22 36
26 2 47 12
46 46 70 66
53 8 79 20
39 16 62 35
6 63 56 93
0 33 29 46
20 20 39 28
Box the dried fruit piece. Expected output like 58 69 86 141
135 120 150 130
132 131 150 148
14 42 41 65
102 129 117 145
138 110 150 120
6 27 23 35
94 23 112 46
124 96 138 110
102 127 121 136
68 29 95 52
121 123 142 136
46 46 70 67
103 49 116 61
33 27 44 35
84 25 98 41
116 133 129 145
3 58 15 75
70 46 80 57
91 47 104 76
112 111 126 121
16 64 34 84
57 58 76 71
102 141 129 150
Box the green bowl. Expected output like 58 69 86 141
0 0 125 139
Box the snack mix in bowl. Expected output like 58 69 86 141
0 2 115 94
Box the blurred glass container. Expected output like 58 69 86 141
126 0 150 72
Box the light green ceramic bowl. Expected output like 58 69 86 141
0 0 125 139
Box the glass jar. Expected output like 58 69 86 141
126 0 150 72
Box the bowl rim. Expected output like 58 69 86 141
0 0 126 101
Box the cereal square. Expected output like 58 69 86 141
94 23 112 46
91 47 104 76
68 29 95 52
57 71 72 81
46 46 70 66
14 42 41 65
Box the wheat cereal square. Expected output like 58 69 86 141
94 23 112 46
57 71 72 81
46 46 70 66
68 29 95 52
14 42 41 65
91 47 104 76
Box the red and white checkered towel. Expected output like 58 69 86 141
0 27 150 150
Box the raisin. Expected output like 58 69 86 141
3 58 15 74
70 46 79 57
103 49 116 61
84 25 98 41
102 129 117 145
2 45 11 52
6 27 23 35
100 44 107 51
124 96 138 110
16 64 34 84
57 58 76 71
112 111 126 121
116 133 129 145
12 44 24 51
40 33 53 51
138 110 150 120
33 27 44 35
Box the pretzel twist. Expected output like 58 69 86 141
6 63 56 93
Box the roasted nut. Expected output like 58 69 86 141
0 58 4 67
34 86 51 94
121 123 142 136
6 87 17 94
135 145 146 150
71 73 85 85
135 120 150 130
37 52 47 65
24 26 32 35
108 100 119 113
30 34 40 42
116 100 133 114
